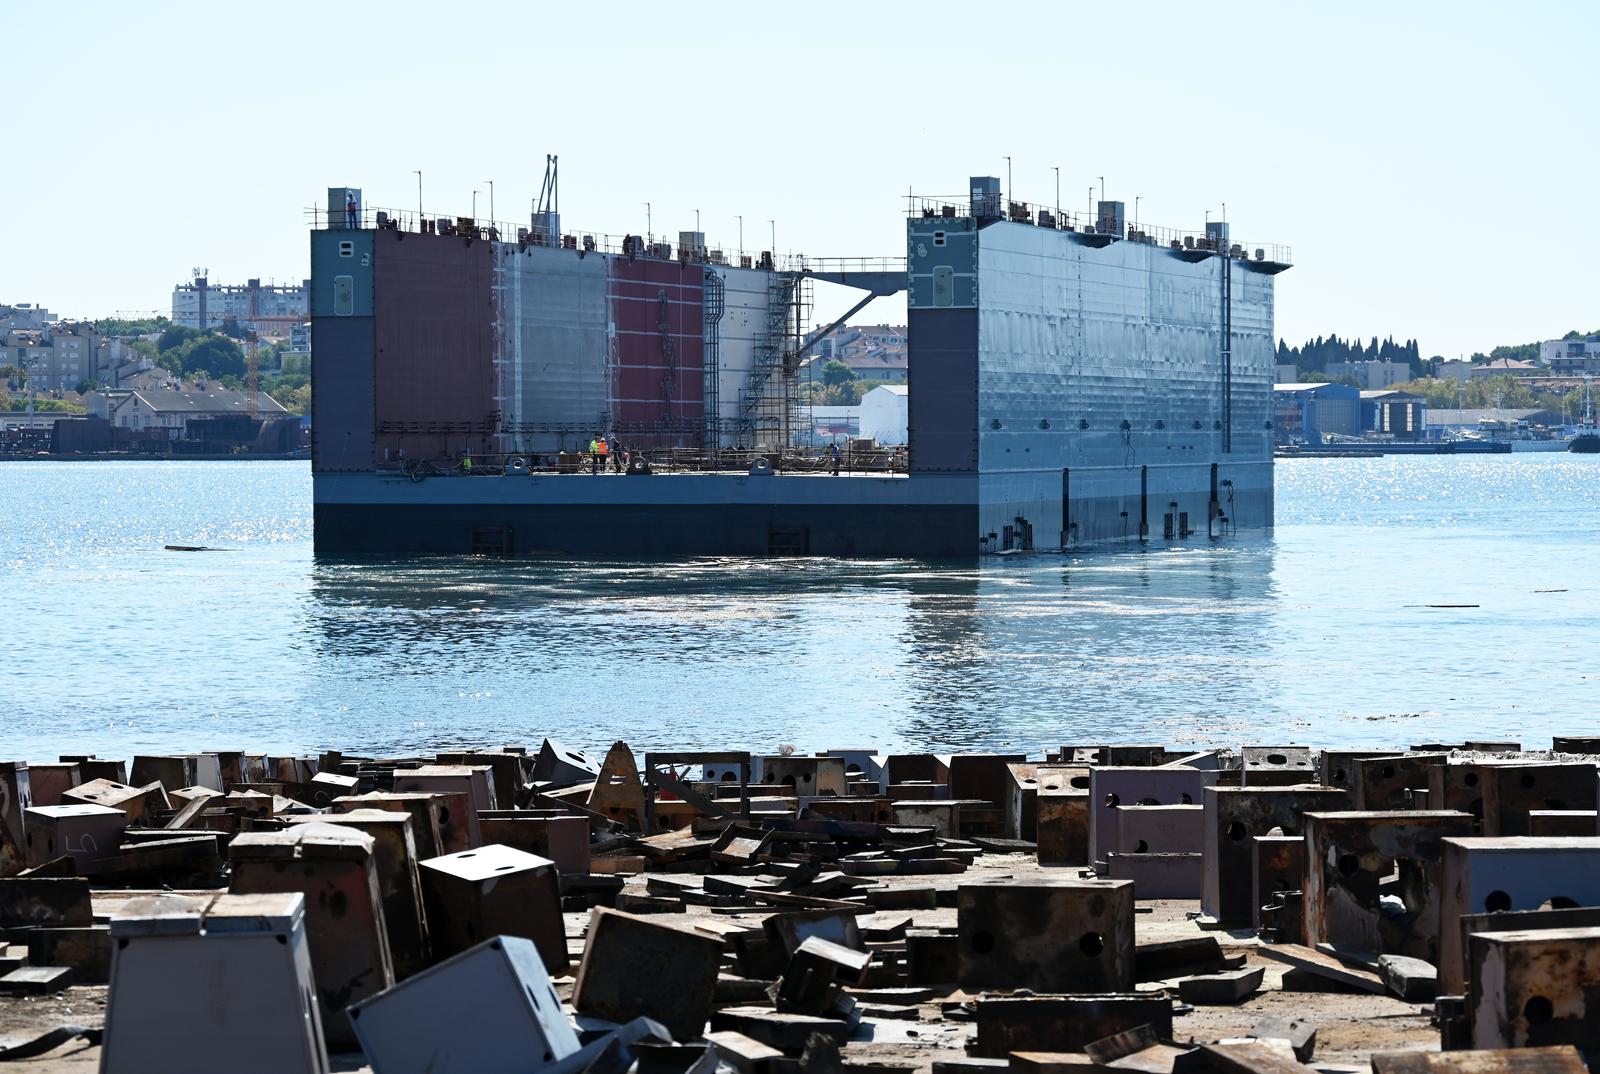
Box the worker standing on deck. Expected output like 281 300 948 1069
609 435 624 473
593 434 609 474
830 441 842 476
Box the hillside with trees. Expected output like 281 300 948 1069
1277 334 1422 375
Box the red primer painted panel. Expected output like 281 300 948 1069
608 258 704 448
373 229 496 462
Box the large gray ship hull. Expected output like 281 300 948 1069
313 459 1270 558
313 472 980 558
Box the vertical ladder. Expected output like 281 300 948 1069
1221 251 1233 454
702 270 724 450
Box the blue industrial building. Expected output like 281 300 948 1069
1273 382 1360 445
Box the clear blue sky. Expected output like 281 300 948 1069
8 0 1596 358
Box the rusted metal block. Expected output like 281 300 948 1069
705 1030 785 1073
1135 935 1225 980
73 758 129 784
762 756 848 797
1256 943 1384 993
335 791 450 860
229 822 395 1050
971 995 1173 1058
958 878 1135 992
1037 781 1091 867
0 763 31 866
26 924 111 983
23 803 126 871
894 799 985 837
394 764 495 841
1320 751 1398 794
214 750 247 789
1091 767 1219 867
437 750 526 809
476 810 590 874
288 808 429 980
947 753 1028 808
223 788 274 820
349 935 580 1073
1108 852 1202 898
62 778 167 823
574 906 726 1040
1242 747 1317 787
710 824 774 865
101 834 224 885
1174 1041 1316 1074
1104 746 1169 767
533 738 601 788
805 797 893 824
1302 810 1474 962
1429 762 1499 833
1357 755 1445 811
1117 804 1203 855
1005 763 1039 841
1250 1016 1317 1063
1553 737 1600 754
1528 811 1597 837
1482 763 1597 837
1252 835 1307 931
307 770 359 808
773 934 871 1014
1377 954 1438 1002
1203 786 1349 926
887 754 951 787
1370 1047 1586 1074
128 755 198 793
888 781 949 802
821 749 888 793
104 892 327 1074
1456 906 1600 998
1178 965 1265 1005
1470 926 1600 1051
906 928 959 984
764 908 863 955
25 762 81 807
1438 836 1600 995
0 965 74 994
0 877 93 927
419 843 565 973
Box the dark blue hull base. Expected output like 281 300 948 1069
313 501 981 559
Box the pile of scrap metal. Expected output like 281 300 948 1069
0 736 1598 1072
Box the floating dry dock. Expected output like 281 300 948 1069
4 736 1599 1071
312 174 1289 558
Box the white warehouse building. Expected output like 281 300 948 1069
860 384 907 445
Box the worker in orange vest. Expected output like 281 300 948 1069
592 433 608 475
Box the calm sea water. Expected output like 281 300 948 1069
3 455 1597 759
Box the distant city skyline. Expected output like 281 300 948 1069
7 0 1596 358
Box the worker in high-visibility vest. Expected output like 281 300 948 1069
590 435 607 475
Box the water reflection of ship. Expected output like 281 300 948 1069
898 546 1277 750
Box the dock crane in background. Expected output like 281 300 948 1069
530 155 558 244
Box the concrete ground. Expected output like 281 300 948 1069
0 854 1437 1071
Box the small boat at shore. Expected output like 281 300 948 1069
1571 381 1598 452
